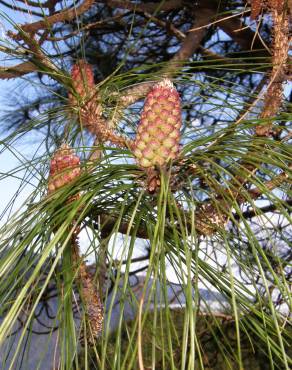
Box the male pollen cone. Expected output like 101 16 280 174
133 79 182 168
48 143 81 194
69 60 95 106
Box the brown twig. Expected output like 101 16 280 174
142 11 186 40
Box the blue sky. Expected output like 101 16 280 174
0 78 44 220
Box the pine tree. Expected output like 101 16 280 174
0 1 291 369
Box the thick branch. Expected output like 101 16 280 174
14 0 94 38
0 61 38 79
105 0 183 12
217 16 269 58
163 8 214 77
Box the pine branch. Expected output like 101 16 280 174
117 5 215 108
0 61 38 79
13 0 94 38
112 0 273 109
105 0 183 12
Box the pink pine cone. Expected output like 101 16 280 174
48 144 81 194
69 60 95 106
133 79 182 168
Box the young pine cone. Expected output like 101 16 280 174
48 143 81 194
133 79 182 168
69 60 95 107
